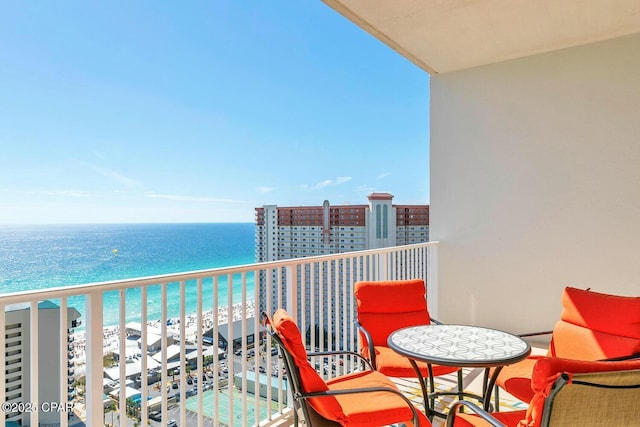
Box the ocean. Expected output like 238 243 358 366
0 223 256 327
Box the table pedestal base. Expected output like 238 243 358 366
409 360 499 420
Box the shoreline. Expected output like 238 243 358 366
69 300 257 374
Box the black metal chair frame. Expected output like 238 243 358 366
263 312 422 427
356 317 466 420
446 369 640 427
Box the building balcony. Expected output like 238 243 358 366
0 242 442 427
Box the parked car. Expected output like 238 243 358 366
149 411 161 421
167 420 177 427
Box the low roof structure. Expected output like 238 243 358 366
103 356 160 381
108 386 141 400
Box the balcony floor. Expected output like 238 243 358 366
265 368 527 427
275 345 546 427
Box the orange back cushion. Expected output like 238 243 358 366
549 287 640 359
524 357 640 427
355 279 430 347
272 309 347 424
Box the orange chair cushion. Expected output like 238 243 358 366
355 279 431 346
523 357 640 427
549 287 640 359
560 287 640 339
549 320 640 360
452 410 526 427
498 287 640 403
494 356 540 403
327 370 431 427
355 279 429 313
365 345 459 378
272 309 346 424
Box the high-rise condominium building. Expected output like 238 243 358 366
4 301 81 426
255 193 429 328
255 193 429 262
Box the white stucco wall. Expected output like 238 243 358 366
430 34 640 333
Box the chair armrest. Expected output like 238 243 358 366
517 330 553 338
600 352 640 362
446 400 507 427
301 385 421 426
355 320 377 369
308 350 374 370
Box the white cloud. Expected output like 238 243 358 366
377 172 391 179
2 189 93 197
257 186 276 194
144 192 242 203
315 179 333 189
78 161 143 188
48 190 93 197
304 176 353 190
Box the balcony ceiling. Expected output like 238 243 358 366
323 0 640 74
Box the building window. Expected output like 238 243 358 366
383 205 388 238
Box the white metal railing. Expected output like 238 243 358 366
0 241 438 427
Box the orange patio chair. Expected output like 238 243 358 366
495 286 640 403
446 356 640 427
354 279 463 417
263 308 431 427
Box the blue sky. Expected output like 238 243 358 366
0 2 430 224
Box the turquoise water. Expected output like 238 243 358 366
0 223 256 327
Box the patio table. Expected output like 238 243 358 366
388 324 531 418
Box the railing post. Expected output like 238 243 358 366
59 297 69 427
0 304 5 426
285 266 296 320
427 243 439 320
376 252 387 280
30 301 39 427
85 291 104 426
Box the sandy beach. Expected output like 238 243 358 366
69 300 257 375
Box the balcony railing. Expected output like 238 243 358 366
0 241 438 427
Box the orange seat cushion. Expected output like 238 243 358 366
494 356 540 403
327 370 431 427
272 309 347 424
452 410 526 427
367 345 459 378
